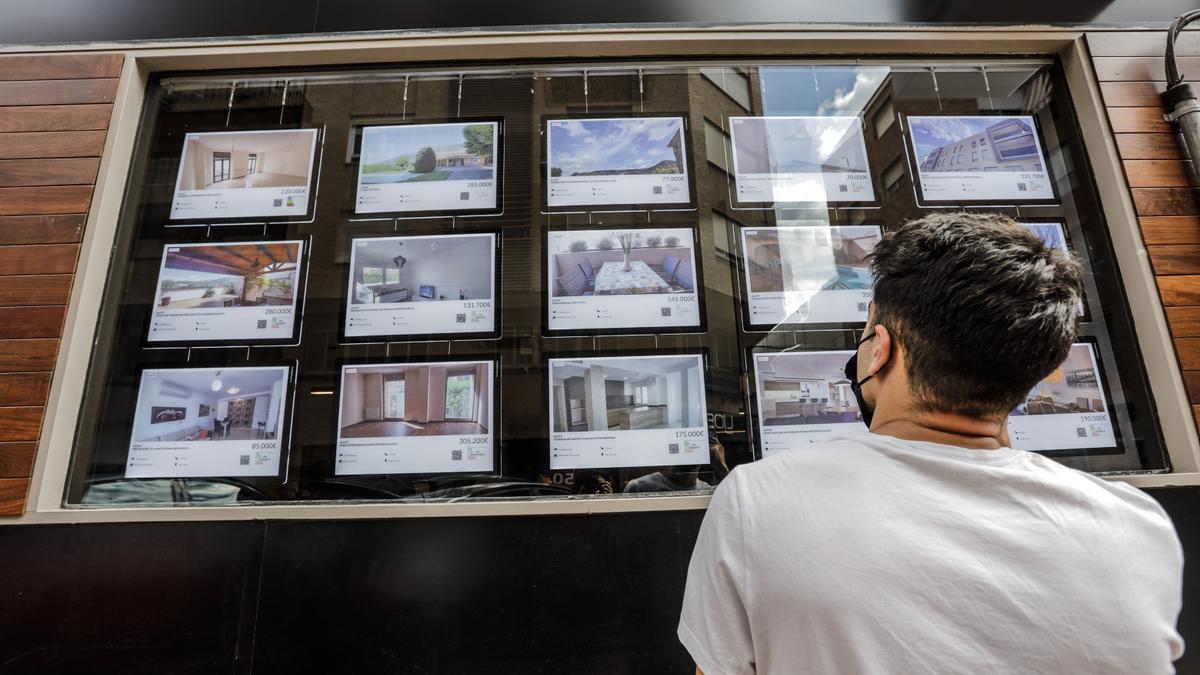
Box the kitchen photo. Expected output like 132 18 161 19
348 234 494 305
550 355 706 433
753 351 862 426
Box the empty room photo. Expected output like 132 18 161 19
154 242 301 309
550 355 705 432
176 129 317 191
549 229 695 297
339 362 492 438
350 234 493 305
1014 344 1107 416
743 226 881 292
755 351 861 426
132 367 288 443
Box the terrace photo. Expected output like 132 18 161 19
550 355 705 433
359 122 495 184
339 362 491 439
176 129 316 191
154 242 301 309
755 351 861 426
911 116 1044 174
742 226 881 293
349 234 493 305
549 229 695 297
548 117 685 177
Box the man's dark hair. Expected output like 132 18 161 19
868 212 1083 417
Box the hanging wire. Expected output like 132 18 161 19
224 81 237 126
981 66 994 110
278 79 290 125
929 68 942 111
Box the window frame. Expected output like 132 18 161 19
13 26 1199 524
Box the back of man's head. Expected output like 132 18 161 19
868 212 1083 418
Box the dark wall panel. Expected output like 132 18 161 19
0 521 264 675
251 512 704 675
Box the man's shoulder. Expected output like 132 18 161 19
724 435 886 492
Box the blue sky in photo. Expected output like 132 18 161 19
549 118 682 174
910 116 1032 160
759 66 890 115
1021 223 1067 251
360 123 483 163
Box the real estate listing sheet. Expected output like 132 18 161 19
729 116 875 204
335 360 495 475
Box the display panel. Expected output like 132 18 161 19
546 227 702 334
1019 221 1086 316
1009 342 1117 453
545 116 691 208
740 225 881 328
355 121 500 215
751 350 862 458
335 360 495 475
907 115 1054 203
549 354 708 469
147 240 305 344
343 233 497 340
729 116 874 205
126 366 290 478
169 129 319 221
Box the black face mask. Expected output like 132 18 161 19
844 332 889 429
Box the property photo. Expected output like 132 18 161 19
742 226 881 293
175 129 317 191
339 362 492 438
912 116 1045 173
1014 344 1107 416
731 116 870 175
548 229 695 297
349 234 493 305
755 351 861 426
154 241 301 309
359 122 496 184
548 117 685 177
550 355 705 433
131 367 288 443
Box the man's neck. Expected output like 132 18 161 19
870 411 1009 450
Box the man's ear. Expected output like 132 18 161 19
868 323 893 377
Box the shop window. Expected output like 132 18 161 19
64 60 1168 508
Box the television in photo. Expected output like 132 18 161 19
549 354 708 469
740 226 881 328
1008 343 1116 452
908 115 1053 202
730 116 874 204
546 116 691 208
335 360 494 475
547 227 701 333
169 129 319 220
344 233 496 340
148 240 304 344
126 366 289 478
752 350 863 458
1019 221 1085 316
355 121 499 215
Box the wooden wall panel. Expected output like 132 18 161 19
0 52 121 515
1090 30 1200 430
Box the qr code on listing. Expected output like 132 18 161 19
857 302 868 312
1075 427 1087 438
652 186 663 194
838 184 848 193
451 449 463 460
257 320 267 329
456 313 466 323
668 443 679 455
239 455 250 466
661 307 671 317
1017 183 1028 192
272 198 283 207
460 191 470 200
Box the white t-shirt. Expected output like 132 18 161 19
679 433 1184 675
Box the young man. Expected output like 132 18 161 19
679 213 1184 674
